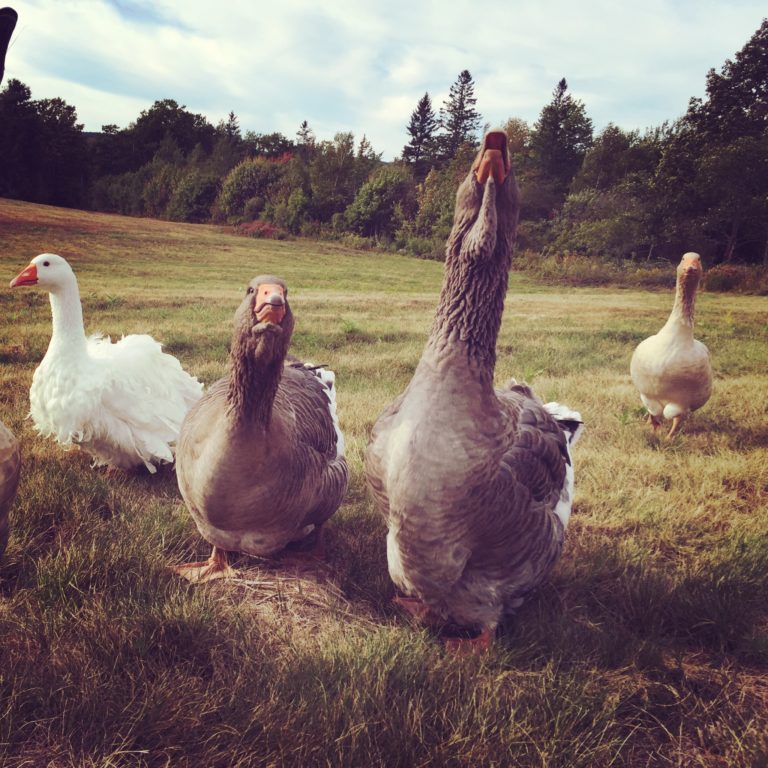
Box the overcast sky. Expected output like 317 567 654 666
4 1 766 159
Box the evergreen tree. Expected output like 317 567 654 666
530 78 593 194
296 120 316 162
402 92 439 176
220 111 241 140
437 70 481 160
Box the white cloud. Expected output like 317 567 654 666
5 0 766 157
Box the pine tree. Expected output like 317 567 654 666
437 70 481 160
222 111 240 140
402 92 439 176
531 78 593 193
296 120 316 162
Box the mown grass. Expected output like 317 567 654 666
0 198 767 767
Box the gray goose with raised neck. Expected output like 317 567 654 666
174 275 348 582
365 131 583 645
630 252 712 439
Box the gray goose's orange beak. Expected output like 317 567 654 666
10 262 37 288
254 283 286 325
473 130 509 185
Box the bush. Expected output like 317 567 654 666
235 219 288 239
166 170 219 222
243 195 265 220
705 264 768 294
398 235 445 261
513 251 677 288
216 158 284 221
344 164 415 238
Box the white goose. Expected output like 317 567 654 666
630 252 712 439
365 131 583 651
10 254 203 472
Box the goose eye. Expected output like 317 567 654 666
43 261 50 267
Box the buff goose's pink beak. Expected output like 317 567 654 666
254 282 286 325
10 263 38 288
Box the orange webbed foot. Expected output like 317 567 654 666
172 547 235 583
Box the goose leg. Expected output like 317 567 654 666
393 595 441 625
647 413 662 431
172 546 235 582
666 415 684 440
442 628 493 655
279 525 326 565
393 596 494 653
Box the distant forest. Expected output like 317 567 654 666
1 19 767 265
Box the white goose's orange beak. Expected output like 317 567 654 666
10 263 37 288
680 252 702 270
254 282 286 325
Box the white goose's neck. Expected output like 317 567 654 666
47 283 88 355
663 275 698 335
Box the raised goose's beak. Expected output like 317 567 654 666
10 262 37 288
254 284 286 325
474 130 509 185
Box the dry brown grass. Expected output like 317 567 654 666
0 198 766 767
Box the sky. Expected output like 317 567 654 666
4 1 767 160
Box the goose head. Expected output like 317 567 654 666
233 274 295 363
10 253 77 293
677 252 703 289
448 130 519 267
472 130 510 186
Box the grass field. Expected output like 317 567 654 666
0 197 767 767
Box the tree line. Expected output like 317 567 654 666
1 19 767 265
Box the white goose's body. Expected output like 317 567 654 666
365 132 583 645
10 254 203 471
630 252 712 438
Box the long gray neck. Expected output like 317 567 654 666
227 331 285 428
47 282 88 356
426 179 514 385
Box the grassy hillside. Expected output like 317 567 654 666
0 198 766 767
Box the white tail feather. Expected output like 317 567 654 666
544 401 584 531
302 362 345 458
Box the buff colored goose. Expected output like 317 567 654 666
10 254 203 472
365 131 583 650
630 252 712 439
0 420 20 559
173 275 348 582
